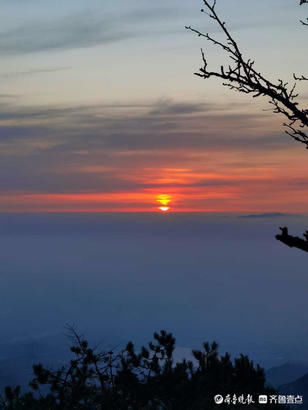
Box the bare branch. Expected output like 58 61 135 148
186 0 308 147
300 0 308 24
293 73 308 81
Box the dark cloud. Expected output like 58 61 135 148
0 99 289 152
0 125 51 141
0 16 127 55
0 160 141 193
149 99 208 116
281 177 308 189
0 7 176 55
0 93 19 99
0 67 72 78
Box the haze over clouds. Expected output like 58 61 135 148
1 212 308 371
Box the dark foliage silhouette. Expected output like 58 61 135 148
0 329 287 409
186 0 308 253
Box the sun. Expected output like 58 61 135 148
157 194 172 212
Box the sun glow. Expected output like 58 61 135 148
157 194 172 212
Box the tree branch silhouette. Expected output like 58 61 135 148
276 226 308 252
300 0 308 24
186 0 308 253
186 0 307 147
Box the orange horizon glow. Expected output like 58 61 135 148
1 208 307 214
1 185 308 213
159 206 170 212
1 160 308 213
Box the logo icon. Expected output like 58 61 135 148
214 395 224 404
258 395 268 404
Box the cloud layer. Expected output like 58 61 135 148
0 7 177 55
0 97 307 212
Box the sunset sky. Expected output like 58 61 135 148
1 0 307 212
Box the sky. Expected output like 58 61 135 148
0 0 307 212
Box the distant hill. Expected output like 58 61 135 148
279 372 308 410
239 212 291 218
266 362 308 388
